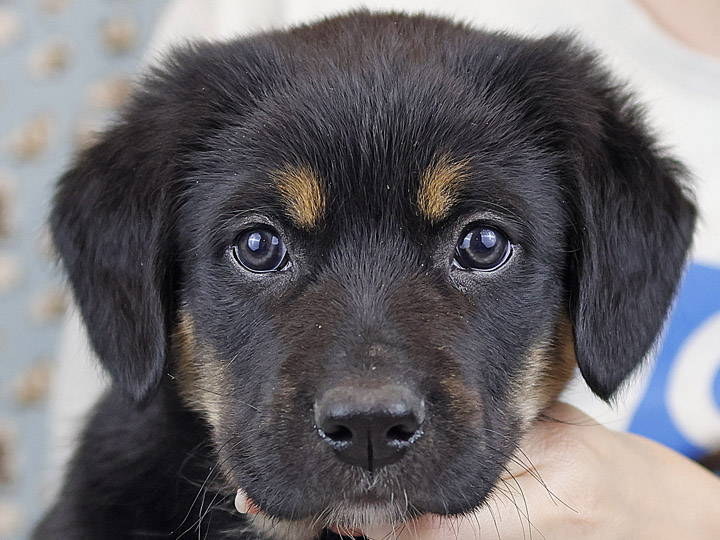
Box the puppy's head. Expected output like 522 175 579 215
51 13 695 538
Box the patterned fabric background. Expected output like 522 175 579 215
0 1 166 538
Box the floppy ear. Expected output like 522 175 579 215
51 114 176 402
50 43 260 402
567 86 696 401
51 41 277 402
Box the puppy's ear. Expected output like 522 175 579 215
51 42 274 402
567 73 696 400
51 116 175 402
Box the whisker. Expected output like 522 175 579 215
484 436 577 514
174 438 243 539
167 373 261 412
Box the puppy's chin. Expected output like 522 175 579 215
245 514 319 540
247 501 418 540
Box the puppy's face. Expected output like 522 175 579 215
175 81 573 525
51 13 695 539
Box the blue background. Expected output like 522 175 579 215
630 263 720 460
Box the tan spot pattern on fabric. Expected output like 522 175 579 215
0 422 17 485
0 172 17 239
101 16 139 54
0 500 22 537
0 7 22 51
27 40 71 79
2 3 165 533
0 253 22 294
39 0 70 15
29 286 69 324
86 76 133 109
10 113 54 161
12 361 52 407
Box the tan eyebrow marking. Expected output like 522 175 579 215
271 164 326 230
417 154 470 223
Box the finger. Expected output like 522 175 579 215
361 507 529 540
363 405 595 540
501 401 599 479
363 480 580 540
362 514 441 540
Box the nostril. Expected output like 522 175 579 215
314 383 425 470
386 423 418 443
323 424 353 443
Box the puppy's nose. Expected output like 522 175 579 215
314 384 425 471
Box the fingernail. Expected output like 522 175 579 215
235 489 250 514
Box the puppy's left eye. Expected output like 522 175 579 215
232 228 289 273
453 225 512 271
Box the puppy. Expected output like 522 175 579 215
34 12 695 540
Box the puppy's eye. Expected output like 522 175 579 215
453 225 511 271
232 228 289 273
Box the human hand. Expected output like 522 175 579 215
359 402 720 540
235 402 720 539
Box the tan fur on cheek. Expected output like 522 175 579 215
173 311 231 430
440 371 483 420
417 154 469 223
513 314 578 427
271 164 325 230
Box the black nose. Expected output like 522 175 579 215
314 384 425 471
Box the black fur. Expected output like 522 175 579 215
35 12 695 539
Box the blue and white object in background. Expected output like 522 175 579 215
0 2 166 539
630 263 720 460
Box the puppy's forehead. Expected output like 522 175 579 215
268 155 469 230
246 95 488 230
219 38 557 236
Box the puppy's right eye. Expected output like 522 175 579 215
453 225 512 271
231 228 289 273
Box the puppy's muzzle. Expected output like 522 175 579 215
314 383 425 472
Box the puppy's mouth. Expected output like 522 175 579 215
236 488 420 539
